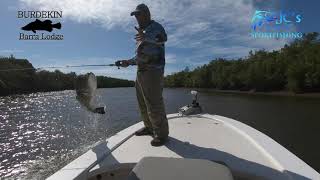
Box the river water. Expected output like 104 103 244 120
0 87 319 179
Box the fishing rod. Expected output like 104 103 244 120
0 62 123 72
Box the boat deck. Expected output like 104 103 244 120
90 114 288 179
48 114 320 180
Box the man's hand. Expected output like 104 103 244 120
135 26 145 42
115 60 130 68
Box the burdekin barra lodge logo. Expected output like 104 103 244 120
22 19 61 33
250 10 303 39
18 11 63 40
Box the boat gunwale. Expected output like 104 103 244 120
47 113 320 180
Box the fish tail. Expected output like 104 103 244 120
52 22 62 29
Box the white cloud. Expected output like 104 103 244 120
19 0 293 71
19 0 138 28
0 49 24 54
165 53 178 64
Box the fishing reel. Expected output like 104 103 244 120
115 60 127 69
178 90 202 116
115 61 122 69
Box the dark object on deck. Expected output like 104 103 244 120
94 107 106 114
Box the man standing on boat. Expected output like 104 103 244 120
116 4 169 146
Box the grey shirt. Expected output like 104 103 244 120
129 20 167 71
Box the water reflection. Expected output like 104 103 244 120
0 88 320 179
0 90 112 179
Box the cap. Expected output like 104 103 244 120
130 4 150 16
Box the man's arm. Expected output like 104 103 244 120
115 57 136 67
128 56 137 65
116 57 137 67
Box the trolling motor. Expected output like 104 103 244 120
178 90 202 116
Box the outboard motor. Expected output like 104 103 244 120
178 90 202 116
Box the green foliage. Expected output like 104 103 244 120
0 57 134 96
165 32 320 93
34 70 77 92
97 76 135 88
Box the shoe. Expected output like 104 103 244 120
135 127 153 136
150 137 168 147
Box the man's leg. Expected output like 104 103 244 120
135 77 153 132
139 69 169 140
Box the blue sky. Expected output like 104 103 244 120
0 0 319 80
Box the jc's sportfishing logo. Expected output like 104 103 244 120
18 11 63 40
250 10 303 39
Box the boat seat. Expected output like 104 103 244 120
127 157 234 180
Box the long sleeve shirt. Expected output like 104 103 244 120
129 20 167 71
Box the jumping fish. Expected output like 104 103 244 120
75 73 106 114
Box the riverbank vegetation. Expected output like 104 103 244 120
0 56 134 96
165 32 320 93
2 32 319 96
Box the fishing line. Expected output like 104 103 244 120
0 63 119 72
0 63 123 114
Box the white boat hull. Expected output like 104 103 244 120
47 114 320 180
